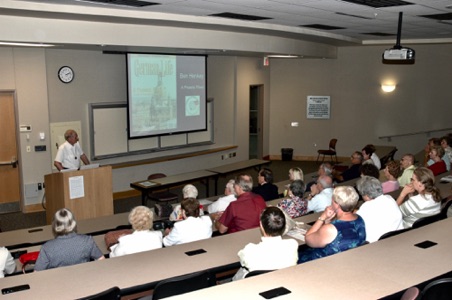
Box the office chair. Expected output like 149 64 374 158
146 173 179 207
316 138 338 163
439 200 452 219
152 270 216 300
378 228 412 241
418 277 452 300
77 286 121 300
412 213 442 229
379 148 398 170
245 270 274 278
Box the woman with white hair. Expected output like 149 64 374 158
170 184 204 221
110 206 162 258
34 208 104 271
298 186 366 263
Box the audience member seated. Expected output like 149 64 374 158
214 174 267 234
356 176 402 242
361 145 376 166
277 180 307 218
360 163 380 179
396 167 441 228
170 184 203 221
306 162 333 192
381 160 401 194
440 135 452 168
426 145 447 176
207 179 237 214
398 154 416 187
34 208 104 271
110 206 162 258
333 151 363 183
283 167 304 197
163 198 212 246
298 186 366 263
252 168 279 201
364 144 381 169
306 175 334 213
424 137 450 171
232 207 298 280
0 246 15 278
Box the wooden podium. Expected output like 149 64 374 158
44 166 113 224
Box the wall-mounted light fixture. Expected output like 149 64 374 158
381 84 396 93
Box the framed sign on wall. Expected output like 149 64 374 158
307 96 330 119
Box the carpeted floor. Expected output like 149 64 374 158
0 160 321 232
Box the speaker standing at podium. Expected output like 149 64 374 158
54 129 90 171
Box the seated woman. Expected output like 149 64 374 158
426 145 447 176
34 208 104 271
298 186 366 264
109 206 162 258
381 160 401 194
252 168 279 201
396 167 441 228
363 144 381 169
277 180 308 218
440 135 452 169
283 167 304 196
170 184 204 221
361 145 376 166
163 198 212 246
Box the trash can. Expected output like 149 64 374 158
281 148 293 161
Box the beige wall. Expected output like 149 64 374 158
1 43 451 207
269 44 452 160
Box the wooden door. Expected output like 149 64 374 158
0 92 21 211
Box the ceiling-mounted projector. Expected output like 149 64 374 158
382 12 415 64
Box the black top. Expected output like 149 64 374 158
252 183 279 201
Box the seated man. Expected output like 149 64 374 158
252 168 279 201
215 174 267 234
163 198 212 246
232 206 298 280
306 162 333 192
398 154 416 187
356 176 402 243
207 179 237 214
306 175 334 213
333 151 363 183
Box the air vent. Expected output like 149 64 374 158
419 13 452 21
336 12 373 20
209 12 271 21
301 24 345 30
77 0 160 7
341 0 413 8
364 32 396 36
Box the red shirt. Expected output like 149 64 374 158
428 160 447 176
218 192 266 233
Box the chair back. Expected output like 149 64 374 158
152 270 216 300
245 270 274 278
329 139 337 150
148 173 167 180
77 287 121 300
400 286 420 300
419 277 452 300
439 200 452 219
378 228 412 240
412 213 442 229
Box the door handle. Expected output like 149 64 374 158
0 158 18 168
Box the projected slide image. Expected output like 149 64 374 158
185 96 200 116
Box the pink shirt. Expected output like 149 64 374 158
382 180 399 194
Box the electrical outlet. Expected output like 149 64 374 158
26 146 31 152
38 183 42 190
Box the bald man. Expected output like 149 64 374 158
54 129 90 171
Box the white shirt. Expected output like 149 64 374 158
163 216 212 247
54 141 84 169
371 153 381 170
0 247 15 278
399 194 441 228
234 236 298 280
109 230 162 258
357 194 403 243
207 194 237 214
308 188 333 213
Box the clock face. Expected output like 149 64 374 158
58 66 74 83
